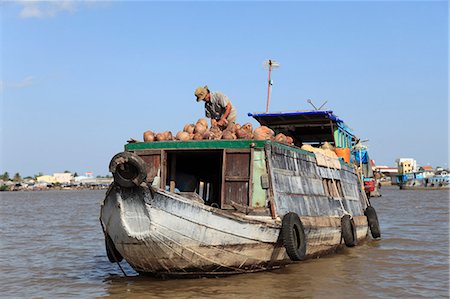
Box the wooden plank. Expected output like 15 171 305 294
249 148 254 209
169 154 176 192
221 149 226 209
160 150 166 189
126 140 269 151
224 176 250 182
265 144 278 219
223 151 250 208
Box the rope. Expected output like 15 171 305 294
99 219 129 277
355 164 371 208
320 152 351 217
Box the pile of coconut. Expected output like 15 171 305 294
133 118 294 145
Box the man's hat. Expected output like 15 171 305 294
194 85 208 102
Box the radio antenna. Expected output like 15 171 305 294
263 59 280 113
307 99 328 111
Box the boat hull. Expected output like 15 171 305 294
100 184 368 276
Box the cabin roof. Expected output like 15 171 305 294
248 110 354 145
248 110 343 127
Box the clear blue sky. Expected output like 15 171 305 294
1 1 448 176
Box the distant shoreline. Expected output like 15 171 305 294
0 185 109 192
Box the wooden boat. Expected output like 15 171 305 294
398 173 450 190
100 110 381 277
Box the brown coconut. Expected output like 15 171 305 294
209 126 223 140
155 133 166 141
275 133 288 144
164 131 173 141
183 124 195 134
143 130 155 142
196 118 208 128
222 130 237 140
194 123 207 135
193 132 204 140
253 126 275 140
286 136 294 145
176 131 190 141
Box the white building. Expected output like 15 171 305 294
75 171 96 185
53 173 73 184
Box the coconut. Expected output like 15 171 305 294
155 133 166 141
176 131 190 141
164 131 173 141
222 130 237 140
196 118 208 128
183 124 195 134
253 126 275 140
194 123 207 135
193 132 204 140
275 133 288 144
209 126 223 140
143 130 155 142
286 136 294 145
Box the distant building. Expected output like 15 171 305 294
37 175 56 184
396 158 417 174
53 173 73 184
74 171 96 185
418 166 434 178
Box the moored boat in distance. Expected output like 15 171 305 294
396 159 450 190
100 109 381 277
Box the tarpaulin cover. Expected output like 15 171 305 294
352 149 368 164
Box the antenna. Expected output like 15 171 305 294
307 99 328 111
263 59 280 113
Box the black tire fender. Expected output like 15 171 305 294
364 206 381 239
281 212 307 261
341 214 357 247
109 152 147 188
105 233 123 263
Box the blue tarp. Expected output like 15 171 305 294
352 149 369 164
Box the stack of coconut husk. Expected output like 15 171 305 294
135 118 295 145
300 141 339 159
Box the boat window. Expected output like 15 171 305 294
322 178 344 198
166 150 222 208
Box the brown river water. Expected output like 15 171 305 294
0 187 448 298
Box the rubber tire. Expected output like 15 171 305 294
364 206 381 239
341 215 357 247
105 233 123 263
281 212 307 261
109 151 147 188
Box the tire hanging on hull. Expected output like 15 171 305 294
281 212 307 261
364 206 381 238
341 215 357 247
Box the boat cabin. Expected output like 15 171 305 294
125 110 362 214
249 110 356 148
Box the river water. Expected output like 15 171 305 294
0 187 448 298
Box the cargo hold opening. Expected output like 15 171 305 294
166 150 223 208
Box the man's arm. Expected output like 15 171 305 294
217 103 232 126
